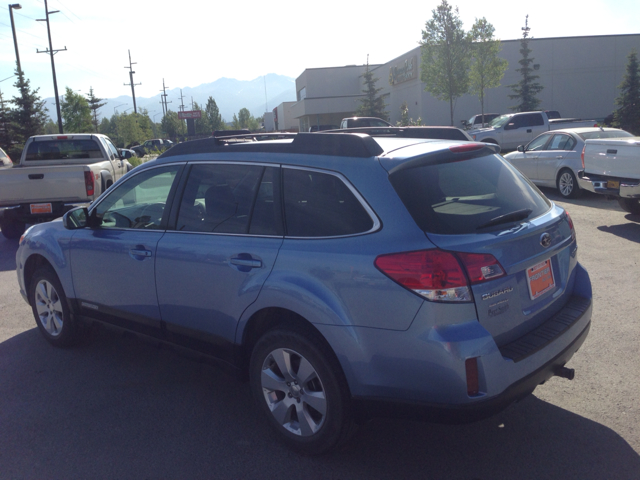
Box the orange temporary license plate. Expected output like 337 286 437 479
30 203 52 214
527 258 555 300
607 180 620 189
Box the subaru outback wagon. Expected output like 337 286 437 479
16 132 592 455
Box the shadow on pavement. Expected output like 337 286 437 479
540 187 624 212
597 222 640 243
0 236 18 272
1 327 638 480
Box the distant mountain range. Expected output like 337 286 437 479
43 73 296 123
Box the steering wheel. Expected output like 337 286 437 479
136 203 165 228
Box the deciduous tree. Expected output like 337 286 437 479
508 15 544 112
205 96 224 131
61 87 93 133
469 18 508 121
420 0 471 125
613 49 640 135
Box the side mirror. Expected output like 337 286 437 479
119 149 133 159
63 207 88 230
517 145 525 152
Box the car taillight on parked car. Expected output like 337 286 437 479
84 171 95 196
374 249 505 302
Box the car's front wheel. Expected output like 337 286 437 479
30 266 82 347
249 328 354 455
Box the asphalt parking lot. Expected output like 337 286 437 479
1 189 639 479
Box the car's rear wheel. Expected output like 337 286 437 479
250 328 354 455
0 217 26 240
30 266 82 347
557 169 580 199
617 197 640 215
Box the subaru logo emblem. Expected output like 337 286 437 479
540 233 552 248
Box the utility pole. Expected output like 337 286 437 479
124 50 141 114
160 79 171 116
178 89 185 111
37 0 66 134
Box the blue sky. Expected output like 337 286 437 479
1 0 639 102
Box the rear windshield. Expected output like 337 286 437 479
25 139 103 161
389 154 550 235
578 130 633 140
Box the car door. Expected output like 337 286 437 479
69 164 183 334
536 133 577 184
507 133 553 182
155 163 284 351
103 137 125 180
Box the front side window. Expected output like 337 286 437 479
283 168 374 237
526 134 552 151
93 165 180 230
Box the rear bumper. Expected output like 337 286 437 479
578 171 640 198
352 320 591 424
0 202 88 224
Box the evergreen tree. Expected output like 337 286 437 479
613 49 640 135
192 101 211 135
9 69 48 145
356 61 388 119
469 18 508 120
161 111 182 139
61 87 93 133
0 90 13 153
86 87 106 133
205 96 224 131
508 15 544 112
420 0 470 125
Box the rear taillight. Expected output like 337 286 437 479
566 211 576 241
374 249 505 302
581 145 586 169
84 171 95 196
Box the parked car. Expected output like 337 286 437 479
461 113 500 130
340 117 392 128
578 134 640 214
468 111 598 151
503 127 633 198
335 125 473 141
17 132 592 455
130 138 174 157
0 134 132 239
309 124 338 132
0 146 12 167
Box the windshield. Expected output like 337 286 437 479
488 115 512 128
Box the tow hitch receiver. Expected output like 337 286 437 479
554 366 575 380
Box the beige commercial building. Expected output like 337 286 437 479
289 34 640 131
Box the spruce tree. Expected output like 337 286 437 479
508 15 544 112
0 90 13 153
613 49 640 135
86 87 106 133
9 69 48 145
356 61 388 119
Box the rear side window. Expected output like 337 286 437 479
389 154 550 235
283 168 374 237
25 139 103 161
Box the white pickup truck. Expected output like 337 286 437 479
469 111 597 151
578 137 640 214
0 134 132 239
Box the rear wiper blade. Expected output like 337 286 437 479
476 208 533 230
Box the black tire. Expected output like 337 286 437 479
0 217 26 240
29 266 81 347
617 197 640 215
557 169 580 199
249 328 354 455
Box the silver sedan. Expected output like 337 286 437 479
503 127 632 198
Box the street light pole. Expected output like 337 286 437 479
9 3 22 74
36 0 67 134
